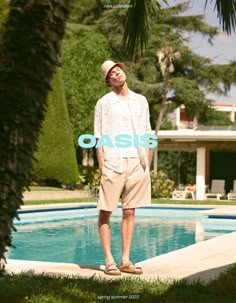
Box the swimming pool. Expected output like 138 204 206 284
8 206 235 265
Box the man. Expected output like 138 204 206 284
94 60 153 275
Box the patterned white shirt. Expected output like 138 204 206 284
94 89 152 172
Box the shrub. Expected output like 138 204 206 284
32 68 78 186
76 165 101 188
62 23 111 143
151 170 174 198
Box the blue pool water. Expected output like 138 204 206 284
8 206 235 265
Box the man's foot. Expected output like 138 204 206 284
119 262 143 275
104 263 121 276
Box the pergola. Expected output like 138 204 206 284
157 127 236 200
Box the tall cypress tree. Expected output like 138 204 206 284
32 68 78 186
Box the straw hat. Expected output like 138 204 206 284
100 60 126 83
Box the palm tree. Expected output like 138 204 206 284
123 0 236 172
153 46 180 173
123 0 161 58
155 46 180 134
209 0 236 34
0 0 72 264
123 0 236 58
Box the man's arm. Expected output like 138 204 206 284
94 101 104 172
96 139 104 173
145 147 151 168
145 98 152 168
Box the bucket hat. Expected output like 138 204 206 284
100 60 126 83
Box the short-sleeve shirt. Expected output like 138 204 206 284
94 89 152 172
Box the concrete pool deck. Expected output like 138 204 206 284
4 203 236 283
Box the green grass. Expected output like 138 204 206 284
1 265 236 303
23 198 236 206
23 198 88 205
152 198 236 206
24 186 236 206
28 186 65 191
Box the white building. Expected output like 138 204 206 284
158 128 236 200
212 103 236 123
160 103 236 200
167 103 236 129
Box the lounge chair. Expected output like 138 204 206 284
185 185 196 199
227 180 236 201
205 179 225 200
172 185 195 200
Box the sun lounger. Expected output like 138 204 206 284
205 179 225 200
172 185 195 200
227 180 236 201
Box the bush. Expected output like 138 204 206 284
32 68 78 186
151 170 174 198
62 23 111 143
0 2 8 30
76 165 101 188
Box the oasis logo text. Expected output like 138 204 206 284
78 134 157 148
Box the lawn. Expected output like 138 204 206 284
1 265 236 303
23 186 236 206
23 198 88 205
23 198 236 206
28 186 65 191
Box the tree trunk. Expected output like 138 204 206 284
152 70 170 174
0 0 72 263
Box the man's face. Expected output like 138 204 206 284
106 66 126 87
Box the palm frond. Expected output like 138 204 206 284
206 0 236 34
123 0 160 59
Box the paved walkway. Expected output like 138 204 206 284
5 203 236 283
200 206 236 217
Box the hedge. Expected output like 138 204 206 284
32 68 78 186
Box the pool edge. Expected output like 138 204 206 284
6 203 236 283
5 231 236 283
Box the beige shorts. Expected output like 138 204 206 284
97 158 151 212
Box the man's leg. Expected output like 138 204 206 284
120 208 143 274
98 210 115 266
121 208 135 265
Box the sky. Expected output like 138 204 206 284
166 0 236 104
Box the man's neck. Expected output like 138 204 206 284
112 82 129 97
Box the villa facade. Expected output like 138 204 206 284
167 103 236 130
160 104 236 200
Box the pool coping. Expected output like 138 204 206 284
5 203 236 283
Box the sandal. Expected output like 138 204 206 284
119 261 143 275
104 263 121 276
